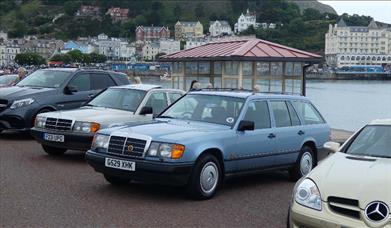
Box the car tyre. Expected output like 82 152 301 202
42 145 67 156
289 146 315 181
187 154 221 200
104 174 130 185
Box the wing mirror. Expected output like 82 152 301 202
323 141 341 153
64 85 78 94
237 120 255 131
139 106 153 115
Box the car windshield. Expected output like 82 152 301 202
87 88 146 112
0 75 18 85
346 125 391 158
158 94 245 126
17 70 72 88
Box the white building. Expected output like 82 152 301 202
0 44 21 66
325 18 391 67
97 37 135 61
142 42 160 61
0 31 7 42
120 42 136 61
234 9 260 33
159 40 180 55
97 33 109 40
209 20 233 37
185 38 210 50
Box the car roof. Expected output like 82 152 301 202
369 119 391 125
112 84 164 91
40 68 79 72
188 90 306 100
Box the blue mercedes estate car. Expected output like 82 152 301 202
86 89 330 199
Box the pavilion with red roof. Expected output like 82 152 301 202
160 38 322 95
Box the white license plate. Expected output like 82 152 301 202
105 158 135 171
43 133 64 142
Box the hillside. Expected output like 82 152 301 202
0 0 374 53
292 0 336 14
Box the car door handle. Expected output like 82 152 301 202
268 133 276 139
298 130 305 135
88 94 95 98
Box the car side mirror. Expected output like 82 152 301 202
237 120 255 131
139 106 153 115
64 85 78 94
323 141 340 153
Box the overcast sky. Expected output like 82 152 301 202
319 1 391 24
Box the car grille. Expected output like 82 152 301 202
328 196 361 219
44 118 73 131
0 99 8 112
107 136 146 158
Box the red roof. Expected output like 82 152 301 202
160 39 322 62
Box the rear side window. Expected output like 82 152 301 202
91 73 116 90
112 73 130 85
68 73 91 91
169 93 183 103
242 101 271 129
287 102 301 126
291 101 325 125
270 101 291 128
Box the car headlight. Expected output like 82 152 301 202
34 116 46 128
10 98 35 109
91 134 110 151
294 178 322 211
73 121 100 133
147 142 185 159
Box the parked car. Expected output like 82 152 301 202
85 89 330 199
288 119 391 228
31 84 184 155
0 74 19 88
0 68 129 133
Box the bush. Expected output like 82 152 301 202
15 53 46 65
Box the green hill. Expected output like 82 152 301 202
0 0 373 53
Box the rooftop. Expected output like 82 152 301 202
188 89 306 99
161 38 321 62
114 84 162 91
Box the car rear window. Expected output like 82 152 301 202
112 73 130 85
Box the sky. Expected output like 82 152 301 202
319 1 391 24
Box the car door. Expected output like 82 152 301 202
231 100 276 171
269 100 303 166
290 100 330 160
57 72 93 110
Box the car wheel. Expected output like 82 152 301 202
42 145 67 156
104 174 130 185
289 146 315 181
187 154 221 200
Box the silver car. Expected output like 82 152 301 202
31 84 184 155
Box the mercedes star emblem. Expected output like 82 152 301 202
365 201 389 222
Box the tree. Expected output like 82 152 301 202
67 50 84 63
303 8 322 21
15 53 46 65
50 54 72 64
89 53 106 63
195 3 204 18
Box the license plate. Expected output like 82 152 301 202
105 158 135 171
43 133 64 142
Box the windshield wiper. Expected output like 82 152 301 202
157 115 174 119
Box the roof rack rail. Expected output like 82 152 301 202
191 88 303 96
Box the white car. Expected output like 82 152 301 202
289 119 391 228
31 84 184 155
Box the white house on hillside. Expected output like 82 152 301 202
209 20 233 37
234 9 260 33
159 40 180 55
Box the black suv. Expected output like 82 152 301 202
0 68 129 133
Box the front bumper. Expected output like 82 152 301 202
85 150 193 186
289 201 391 228
30 128 94 151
